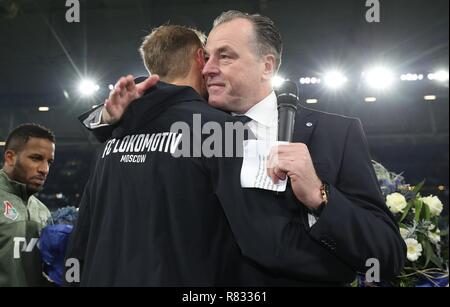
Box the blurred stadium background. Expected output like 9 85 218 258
0 0 448 210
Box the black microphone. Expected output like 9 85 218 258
277 80 299 142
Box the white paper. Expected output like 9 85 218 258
240 140 288 192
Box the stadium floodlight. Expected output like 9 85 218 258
401 73 420 81
63 90 70 99
300 77 310 84
365 97 377 102
300 77 321 85
424 95 437 101
272 75 285 88
38 106 50 112
0 141 5 146
306 99 318 104
364 67 395 89
78 79 100 96
428 70 449 82
324 71 347 89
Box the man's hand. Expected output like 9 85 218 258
267 143 323 209
101 74 160 124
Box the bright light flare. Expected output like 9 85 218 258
324 71 347 89
428 70 449 82
364 67 395 89
79 79 100 96
272 76 285 88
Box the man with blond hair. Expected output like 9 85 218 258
78 11 406 285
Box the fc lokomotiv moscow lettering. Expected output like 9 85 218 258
101 114 251 161
102 132 183 163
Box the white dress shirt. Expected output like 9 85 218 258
233 91 317 227
232 91 278 142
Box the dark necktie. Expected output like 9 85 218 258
234 115 252 125
233 115 256 139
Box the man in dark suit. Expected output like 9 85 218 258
70 24 309 286
80 11 406 284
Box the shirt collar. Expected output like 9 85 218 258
233 91 278 128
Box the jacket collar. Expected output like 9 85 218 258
0 169 29 201
293 106 319 145
112 81 202 138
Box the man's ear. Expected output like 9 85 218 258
261 54 276 81
195 48 206 69
4 150 17 167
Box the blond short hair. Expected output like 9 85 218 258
139 25 206 81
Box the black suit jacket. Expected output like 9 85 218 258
207 106 406 285
77 85 406 285
290 107 406 280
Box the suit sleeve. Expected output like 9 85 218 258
211 156 356 282
308 118 406 280
78 105 114 143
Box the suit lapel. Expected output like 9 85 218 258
292 106 318 145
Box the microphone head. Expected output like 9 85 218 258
276 80 299 109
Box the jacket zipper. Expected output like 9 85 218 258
27 199 31 221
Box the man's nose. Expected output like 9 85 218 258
37 162 50 176
202 58 219 77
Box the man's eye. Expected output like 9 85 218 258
220 54 230 59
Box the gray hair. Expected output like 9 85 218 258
213 10 282 73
